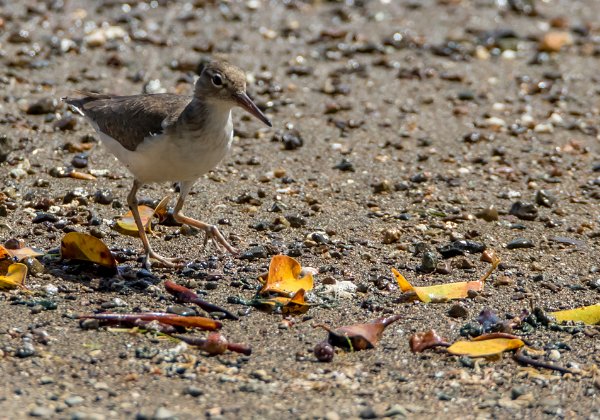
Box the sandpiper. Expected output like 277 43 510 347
64 60 272 269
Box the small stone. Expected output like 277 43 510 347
448 303 469 318
167 305 196 316
0 135 14 163
372 179 393 194
535 190 556 208
15 341 36 358
153 406 178 420
32 212 59 224
29 406 53 418
506 238 535 249
26 98 58 115
333 158 355 172
71 153 89 168
281 129 303 150
511 386 527 400
359 406 378 419
80 318 100 330
539 31 573 52
419 251 437 273
324 412 341 420
548 349 561 362
509 201 538 221
382 227 401 244
65 395 84 407
475 205 499 222
239 246 268 260
183 385 203 397
383 405 407 418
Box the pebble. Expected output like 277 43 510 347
278 129 303 150
448 303 469 318
438 240 486 258
26 98 58 115
239 246 268 260
475 205 499 222
153 407 178 420
359 406 378 419
535 189 556 208
0 134 14 163
71 153 89 168
383 405 408 417
80 319 100 330
29 406 54 418
65 395 84 407
333 158 355 172
382 227 401 244
419 251 437 273
15 341 36 358
509 201 538 221
183 385 203 397
548 349 561 362
167 305 196 316
511 386 527 400
506 238 535 249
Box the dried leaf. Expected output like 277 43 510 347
69 171 96 180
550 304 600 325
315 314 402 351
115 205 155 236
259 255 314 296
251 289 310 314
447 337 524 357
114 196 170 236
78 312 222 331
60 232 117 269
0 263 28 290
164 280 238 320
392 254 500 303
409 329 450 353
4 246 44 261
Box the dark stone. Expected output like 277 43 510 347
419 251 437 273
509 201 538 221
438 240 486 258
239 246 268 260
94 189 114 205
506 238 535 249
448 303 469 318
333 158 355 172
71 153 88 168
32 212 58 223
0 135 14 163
535 190 556 208
26 98 58 115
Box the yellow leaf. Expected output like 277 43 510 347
447 338 524 357
259 255 313 296
283 289 310 314
550 304 600 325
0 263 28 290
114 196 171 237
392 255 500 303
392 268 482 302
115 205 156 236
60 232 117 269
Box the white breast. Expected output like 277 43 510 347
93 111 233 184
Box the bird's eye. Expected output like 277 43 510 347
212 74 223 87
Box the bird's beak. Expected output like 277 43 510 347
233 92 272 127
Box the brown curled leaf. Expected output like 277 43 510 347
172 333 252 356
409 329 451 353
314 314 402 351
164 280 238 320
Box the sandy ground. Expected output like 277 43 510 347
0 0 599 418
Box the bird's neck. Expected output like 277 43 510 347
179 98 232 132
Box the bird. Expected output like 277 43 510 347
64 60 272 269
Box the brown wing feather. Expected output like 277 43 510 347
65 94 191 151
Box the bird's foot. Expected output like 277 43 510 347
143 250 185 271
202 224 238 255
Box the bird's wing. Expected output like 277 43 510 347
64 93 191 151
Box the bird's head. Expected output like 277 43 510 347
195 60 272 127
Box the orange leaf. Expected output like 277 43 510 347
60 232 117 269
259 255 313 296
69 171 96 180
392 254 500 303
447 337 524 357
0 263 28 290
5 246 44 261
551 304 600 325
